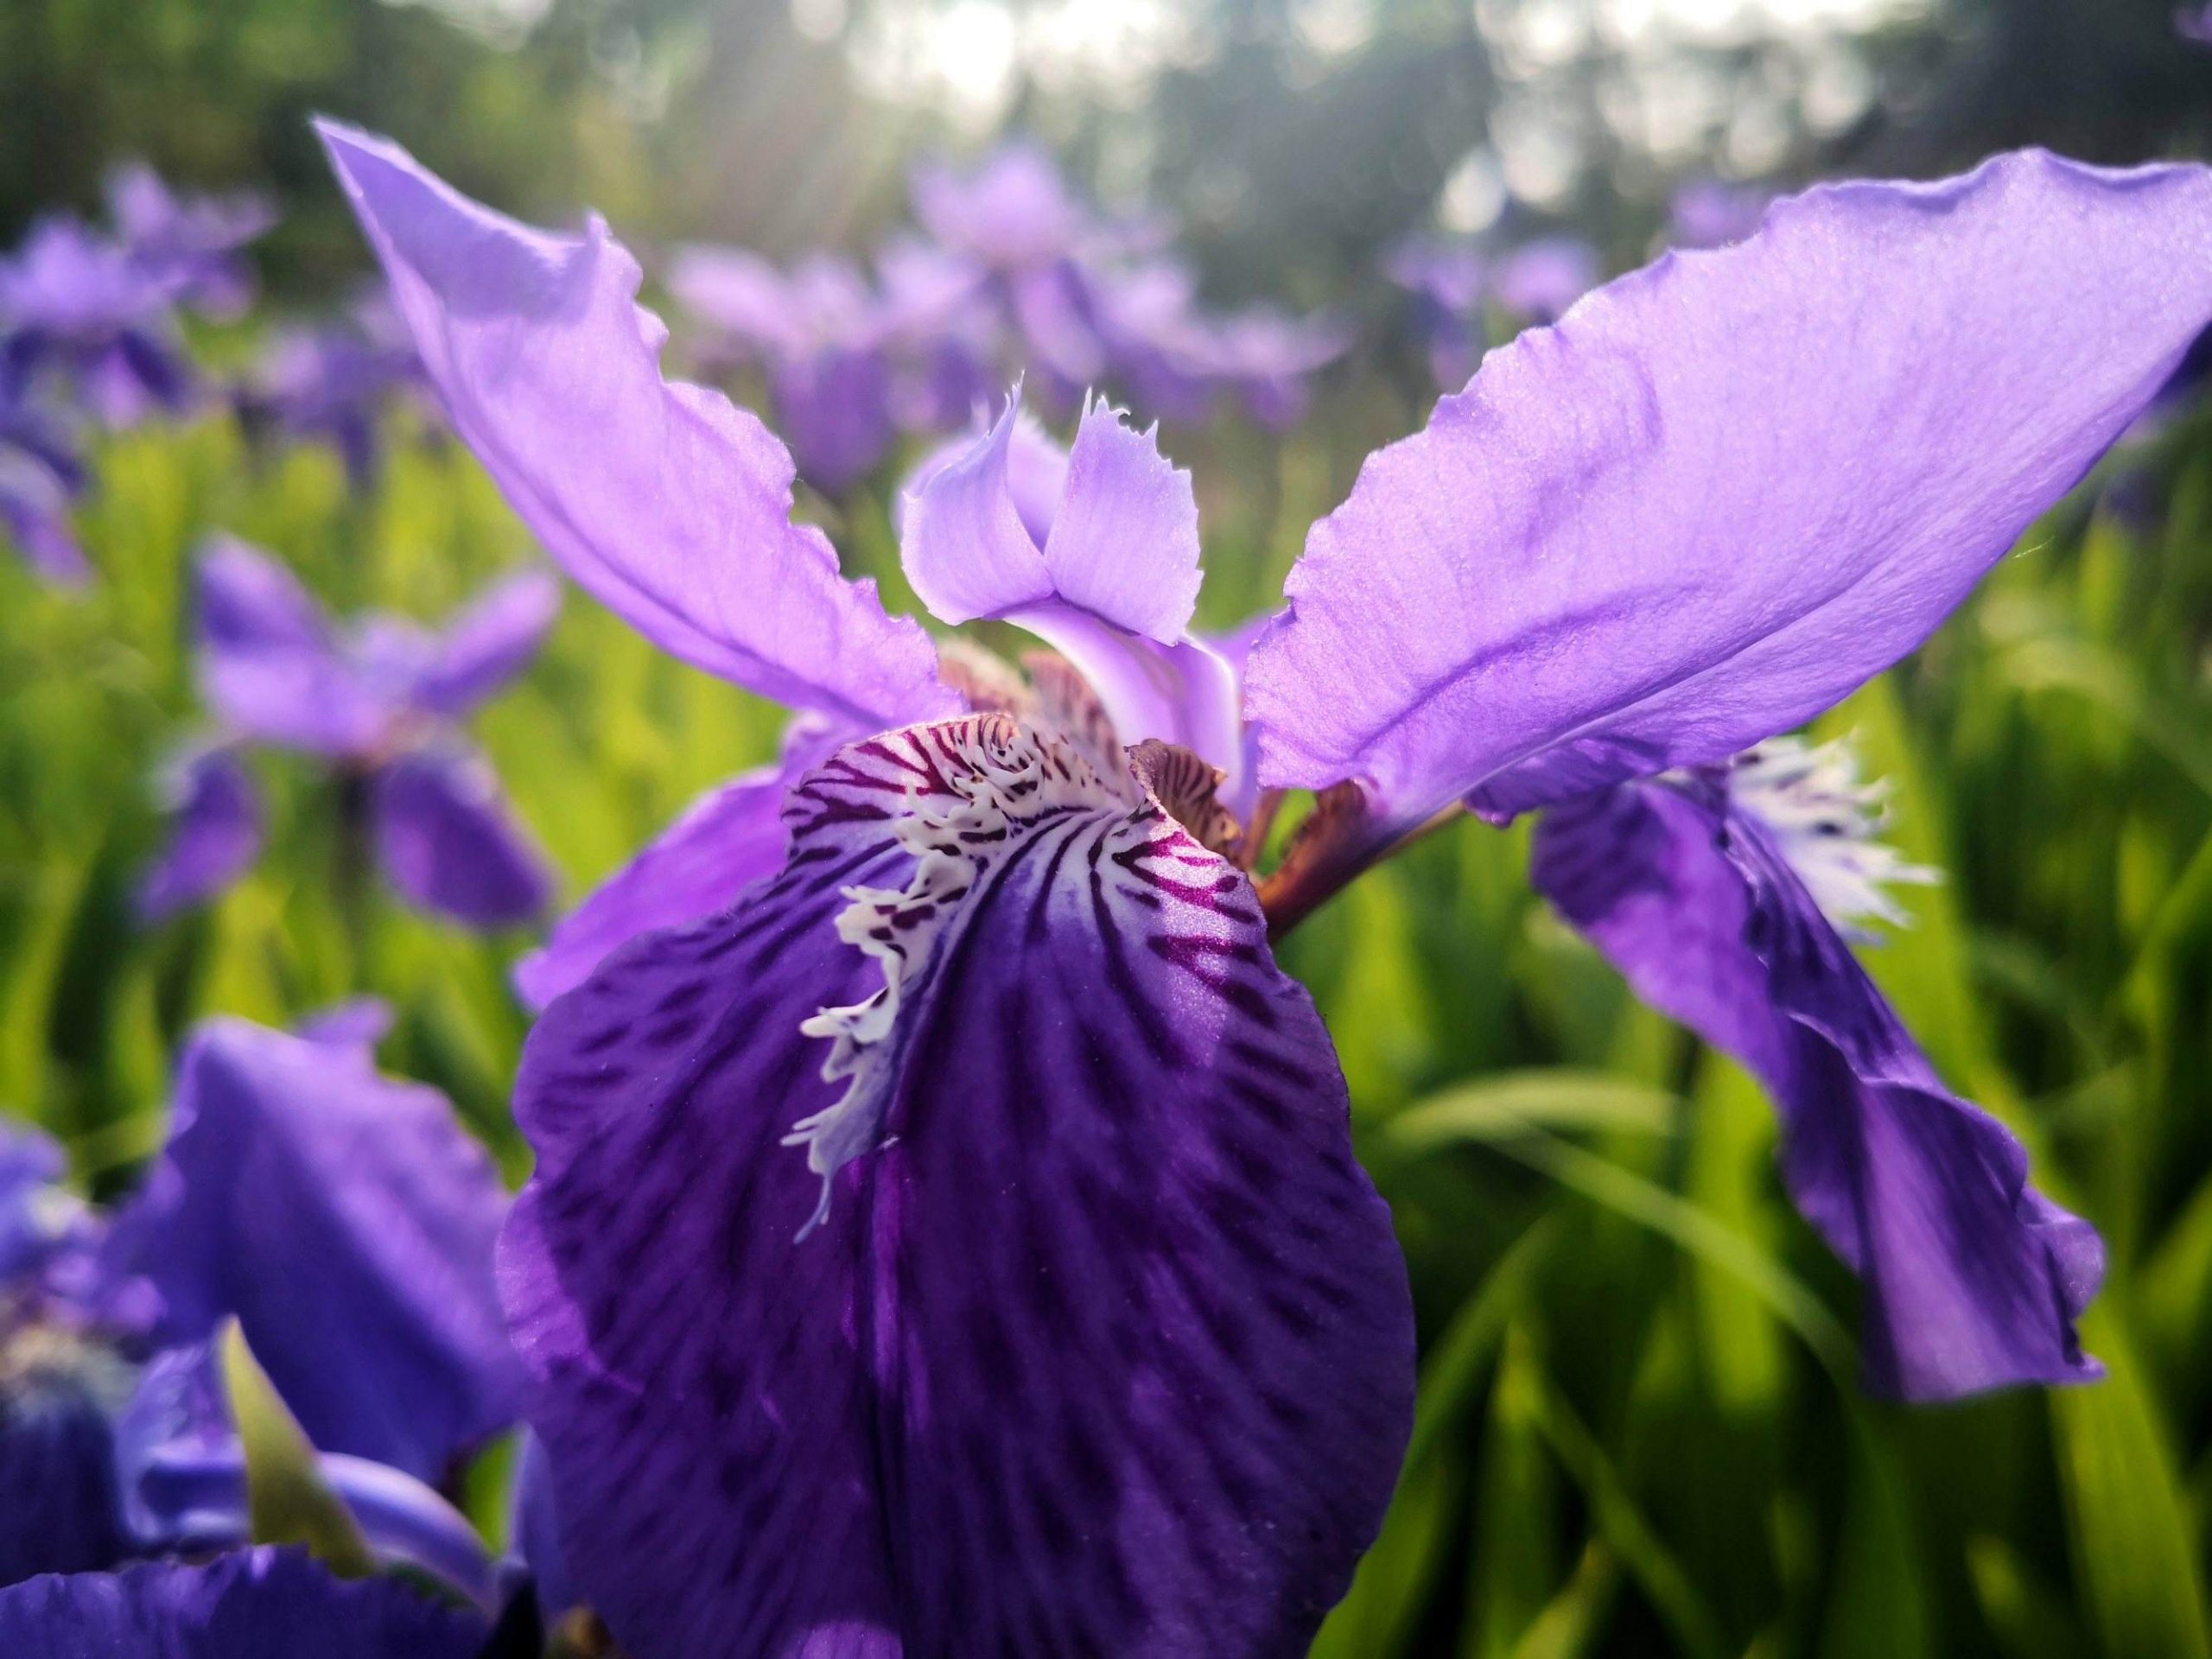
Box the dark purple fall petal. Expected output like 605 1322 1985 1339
109 1017 521 1481
317 120 954 732
1531 779 2102 1399
0 1548 486 1658
134 747 264 922
503 716 1414 1657
372 747 552 930
1246 152 2212 842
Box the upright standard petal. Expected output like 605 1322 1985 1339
511 717 844 1010
372 746 552 930
1531 778 2101 1399
111 1018 520 1481
1248 152 2212 836
317 121 953 731
410 567 560 716
0 1549 486 1658
504 717 1414 1658
194 537 385 757
134 747 264 922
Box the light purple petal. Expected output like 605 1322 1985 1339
291 997 395 1056
906 389 1205 639
899 405 1069 549
134 746 264 922
372 746 552 930
0 1549 486 1658
411 567 560 716
194 537 386 757
1531 778 2101 1399
316 120 954 731
766 347 897 496
512 718 842 1011
1037 393 1202 641
502 716 1413 1657
108 1016 521 1482
1248 152 2212 842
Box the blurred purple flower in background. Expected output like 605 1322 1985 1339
1383 232 1488 388
136 537 557 929
0 385 90 585
667 247 906 494
0 1012 519 1618
2178 3 2212 45
0 218 193 429
1669 176 1774 249
1488 233 1601 324
105 162 275 322
234 292 428 491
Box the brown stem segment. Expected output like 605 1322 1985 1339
1255 787 1465 942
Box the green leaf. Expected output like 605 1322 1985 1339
1389 1071 1681 1150
2051 1310 2211 1659
219 1319 377 1578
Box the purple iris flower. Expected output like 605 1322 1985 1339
324 118 2212 1650
0 383 90 585
327 120 1413 1656
666 248 907 495
105 162 275 322
0 218 192 429
0 1548 488 1656
2179 3 2212 43
1189 305 1351 430
1382 233 1488 389
1 1012 521 1611
136 537 557 930
1668 177 1773 250
235 293 428 492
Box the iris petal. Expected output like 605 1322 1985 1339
372 744 552 930
1532 779 2101 1400
316 120 954 732
502 715 1413 1657
109 1018 521 1481
1248 151 2212 839
0 1548 486 1657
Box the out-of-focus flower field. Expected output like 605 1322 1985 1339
9 2 2212 1654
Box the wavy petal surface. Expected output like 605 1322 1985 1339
316 121 952 731
1532 779 2102 1399
505 716 1413 1658
0 1549 486 1658
1248 152 2212 834
111 1018 520 1480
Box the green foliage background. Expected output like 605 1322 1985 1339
9 0 2212 1651
6 350 2211 1654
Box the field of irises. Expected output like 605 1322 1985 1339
4 122 2212 1659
